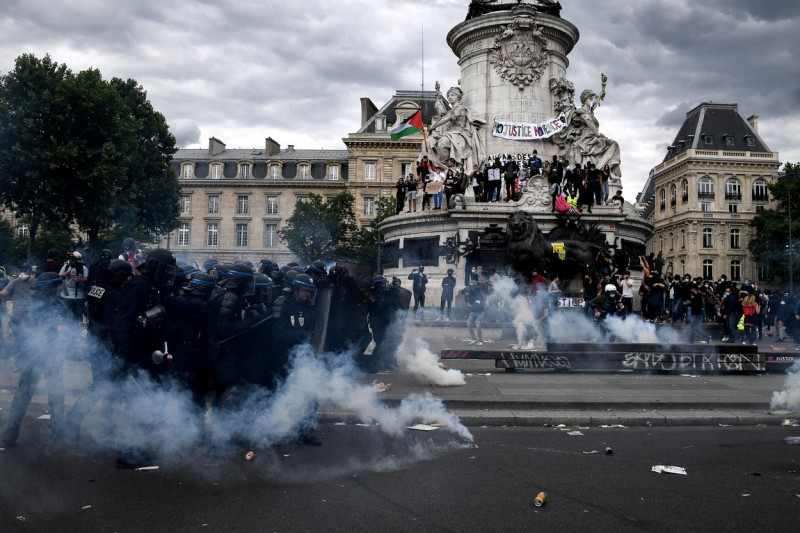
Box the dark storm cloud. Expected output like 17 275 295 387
1 0 798 194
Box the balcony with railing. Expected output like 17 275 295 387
752 193 769 202
698 191 715 200
725 192 742 201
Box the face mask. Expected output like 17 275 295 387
18 273 30 281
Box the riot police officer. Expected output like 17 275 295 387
367 275 407 372
272 273 320 445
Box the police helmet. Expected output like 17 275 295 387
219 263 255 294
605 283 618 293
283 269 299 288
447 268 454 275
391 276 402 287
123 237 136 252
185 272 217 299
292 273 317 304
307 260 327 277
258 259 277 275
252 273 277 302
97 249 113 263
371 275 388 289
290 265 305 274
34 271 61 293
140 248 177 287
106 259 133 285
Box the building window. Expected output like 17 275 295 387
180 195 191 214
328 165 339 181
659 188 666 211
725 178 741 201
698 177 714 199
296 196 308 204
178 223 190 246
725 135 734 146
237 196 249 214
730 260 741 282
752 179 768 202
702 228 713 248
363 196 375 216
730 229 740 249
267 196 279 214
682 179 689 202
680 259 685 274
211 163 222 180
235 223 248 247
402 163 413 179
728 204 738 213
703 259 713 279
182 163 194 179
207 223 218 246
756 205 765 213
364 162 376 180
374 114 386 131
703 134 713 144
238 163 251 179
299 164 310 180
746 137 756 147
265 223 278 247
669 233 674 252
681 229 686 249
670 185 677 207
208 195 219 214
701 202 711 212
17 223 28 237
269 164 281 180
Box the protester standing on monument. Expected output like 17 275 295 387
404 174 418 212
600 164 612 205
462 239 479 286
470 164 485 202
395 175 406 213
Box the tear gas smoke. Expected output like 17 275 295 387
396 336 466 386
2 316 472 471
771 360 800 410
485 273 685 345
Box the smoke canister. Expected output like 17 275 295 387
605 446 613 455
245 451 255 461
534 492 547 507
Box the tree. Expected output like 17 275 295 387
347 196 396 267
0 54 73 259
749 162 800 285
0 54 179 259
279 192 364 265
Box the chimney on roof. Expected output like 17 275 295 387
360 97 378 126
209 137 226 156
747 115 759 134
287 145 294 151
265 137 280 156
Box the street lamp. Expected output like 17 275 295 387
790 190 794 292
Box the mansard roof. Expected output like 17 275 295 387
174 148 348 162
663 102 770 162
357 90 448 134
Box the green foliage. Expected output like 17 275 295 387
0 219 16 267
0 54 179 260
749 162 800 285
278 191 394 265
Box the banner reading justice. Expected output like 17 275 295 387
491 112 569 141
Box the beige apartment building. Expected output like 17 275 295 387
639 102 780 282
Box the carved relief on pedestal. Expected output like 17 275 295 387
517 175 552 211
489 12 549 90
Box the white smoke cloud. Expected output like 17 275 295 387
771 360 800 410
396 336 466 386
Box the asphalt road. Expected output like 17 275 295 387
1 422 798 532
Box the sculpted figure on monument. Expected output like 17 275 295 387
427 86 486 172
550 74 622 179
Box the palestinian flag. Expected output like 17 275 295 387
390 110 424 141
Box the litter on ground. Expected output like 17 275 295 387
408 424 439 431
651 465 687 475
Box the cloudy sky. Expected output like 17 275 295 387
2 0 799 196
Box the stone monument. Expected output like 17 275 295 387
434 1 622 184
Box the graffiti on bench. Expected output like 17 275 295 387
621 352 765 372
496 352 572 370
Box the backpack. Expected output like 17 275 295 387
555 194 570 213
